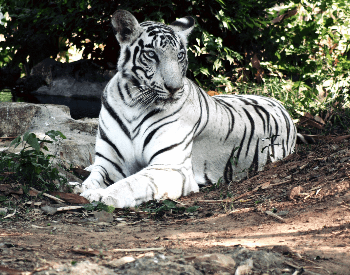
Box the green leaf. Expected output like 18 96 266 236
46 130 66 141
186 206 199 213
10 136 21 148
23 131 31 142
26 133 40 152
162 200 177 209
199 67 210 76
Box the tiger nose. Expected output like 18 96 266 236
164 84 182 95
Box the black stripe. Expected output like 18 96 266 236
149 144 179 163
193 86 210 137
146 105 182 131
117 82 126 103
97 165 115 186
95 152 126 178
243 108 255 157
269 125 275 158
249 139 260 171
102 97 131 139
224 146 237 184
253 105 266 134
271 114 279 136
134 108 162 133
122 47 131 68
256 106 270 133
234 127 247 167
203 161 213 185
143 120 177 152
280 110 291 149
99 123 125 162
214 98 236 141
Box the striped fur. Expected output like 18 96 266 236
78 10 297 207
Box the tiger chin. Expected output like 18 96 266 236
72 10 298 208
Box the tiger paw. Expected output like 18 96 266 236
81 188 133 208
68 182 85 194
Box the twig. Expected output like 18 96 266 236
112 247 165 252
3 209 16 219
56 206 84 211
229 208 253 214
172 200 188 206
265 211 285 223
71 249 105 256
30 187 65 203
196 200 224 203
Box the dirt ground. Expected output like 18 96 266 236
1 137 350 274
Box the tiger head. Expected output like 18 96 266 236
111 10 195 107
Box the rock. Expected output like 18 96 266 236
61 260 116 275
93 211 114 223
41 205 58 215
235 258 253 275
229 246 285 271
0 102 97 167
193 253 236 269
106 256 136 268
271 245 294 255
31 247 303 275
168 248 183 254
114 254 202 275
18 58 116 100
288 186 304 200
0 208 8 215
276 211 289 216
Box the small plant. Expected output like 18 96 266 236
83 201 115 213
141 199 199 217
0 130 67 193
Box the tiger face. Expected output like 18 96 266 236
112 10 195 107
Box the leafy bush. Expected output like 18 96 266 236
259 0 350 116
0 130 68 192
0 0 284 83
1 0 349 122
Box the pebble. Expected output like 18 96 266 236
93 210 114 223
41 205 58 215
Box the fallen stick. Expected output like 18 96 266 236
265 211 286 223
112 247 165 252
30 187 65 203
56 206 84 211
3 209 16 219
196 200 224 203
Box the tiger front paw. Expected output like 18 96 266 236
81 188 131 208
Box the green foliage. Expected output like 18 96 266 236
259 0 350 116
1 0 349 120
142 199 199 216
83 201 115 213
0 130 67 192
0 91 12 102
0 0 284 79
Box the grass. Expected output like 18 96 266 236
0 91 12 102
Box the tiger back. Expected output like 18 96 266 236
76 10 297 208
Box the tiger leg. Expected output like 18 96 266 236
80 164 199 208
72 136 124 193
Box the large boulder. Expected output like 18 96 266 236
16 58 116 99
0 102 98 168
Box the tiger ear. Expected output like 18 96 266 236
169 16 195 38
111 10 142 44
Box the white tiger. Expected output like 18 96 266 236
76 10 297 208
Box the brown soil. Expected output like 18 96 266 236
1 139 350 274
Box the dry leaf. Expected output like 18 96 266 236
207 91 220 96
48 192 90 204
